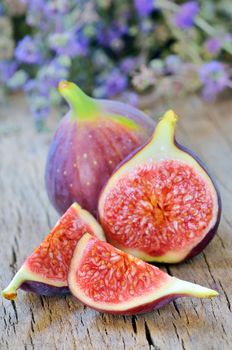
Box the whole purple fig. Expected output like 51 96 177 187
45 81 154 216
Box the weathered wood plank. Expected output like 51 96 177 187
0 94 231 350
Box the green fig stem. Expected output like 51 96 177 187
2 267 26 300
58 81 100 121
151 110 178 151
171 277 219 299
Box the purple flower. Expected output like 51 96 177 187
199 61 230 100
120 57 137 73
24 79 49 96
24 0 45 26
7 70 28 90
134 0 154 17
38 57 69 88
24 80 51 124
32 104 50 122
174 1 199 30
30 97 50 126
205 38 221 55
15 36 42 64
97 22 128 48
0 61 17 82
49 31 88 57
0 3 5 15
98 69 128 98
44 0 70 16
106 69 128 97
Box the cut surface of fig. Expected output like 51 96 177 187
98 110 221 263
45 81 154 217
68 234 218 315
2 203 105 300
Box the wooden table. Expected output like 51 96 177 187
0 94 231 350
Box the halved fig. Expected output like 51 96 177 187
2 203 105 300
98 110 221 263
68 234 218 315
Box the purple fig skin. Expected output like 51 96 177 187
99 99 155 129
84 294 182 315
98 129 221 262
45 86 155 217
19 283 181 311
20 282 69 297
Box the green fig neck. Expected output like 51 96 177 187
150 110 178 151
58 81 100 121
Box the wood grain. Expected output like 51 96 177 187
0 94 231 350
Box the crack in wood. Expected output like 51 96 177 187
221 322 229 339
131 315 137 334
16 206 23 239
181 338 187 350
217 233 225 250
202 252 217 284
122 337 126 350
10 246 17 273
172 301 181 318
183 309 190 327
14 235 19 251
190 301 199 318
86 327 93 348
218 280 231 313
172 322 180 341
29 333 35 350
47 300 53 324
144 321 154 348
8 312 16 334
11 300 18 323
30 307 35 333
80 317 84 327
39 296 45 310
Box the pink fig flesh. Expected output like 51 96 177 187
68 234 218 315
98 110 221 263
45 81 154 217
2 203 105 300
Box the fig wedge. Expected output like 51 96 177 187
2 203 105 299
68 234 218 315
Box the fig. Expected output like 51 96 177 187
2 203 105 300
68 233 218 315
45 81 155 217
98 110 221 263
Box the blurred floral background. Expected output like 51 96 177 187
0 0 231 129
